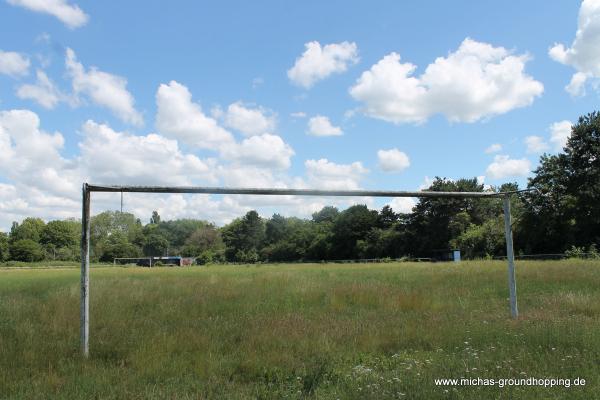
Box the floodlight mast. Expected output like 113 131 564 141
80 183 520 357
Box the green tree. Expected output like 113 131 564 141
0 232 8 261
181 225 222 257
9 239 45 262
377 205 399 229
9 217 45 243
451 216 505 259
157 219 210 248
41 220 79 248
221 210 265 261
330 205 378 259
150 210 161 225
142 233 169 256
406 178 487 257
312 206 339 223
99 232 141 262
91 211 143 260
522 111 600 252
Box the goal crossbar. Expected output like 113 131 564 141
87 184 505 198
80 183 520 357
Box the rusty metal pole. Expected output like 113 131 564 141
80 183 90 357
502 194 518 319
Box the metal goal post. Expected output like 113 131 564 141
80 183 520 357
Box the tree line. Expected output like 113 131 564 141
1 111 599 263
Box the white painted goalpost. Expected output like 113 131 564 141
80 183 520 357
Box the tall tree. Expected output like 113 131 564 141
522 111 600 252
405 177 485 257
9 217 45 243
221 210 266 262
0 232 8 262
330 205 378 259
150 211 161 225
40 220 79 248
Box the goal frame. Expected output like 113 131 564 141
80 183 519 357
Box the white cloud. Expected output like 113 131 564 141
291 111 307 118
525 135 549 154
0 109 315 230
0 109 78 199
78 120 217 186
305 158 368 189
223 102 276 136
418 176 435 191
350 38 543 124
485 143 503 154
549 120 572 151
0 50 30 77
7 0 88 29
66 48 143 126
16 70 64 109
565 72 589 96
219 134 294 170
485 155 531 179
288 41 359 88
549 0 600 96
155 80 234 151
377 148 410 172
386 197 416 214
307 115 343 136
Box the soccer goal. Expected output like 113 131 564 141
80 183 520 357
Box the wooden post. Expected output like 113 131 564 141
502 194 518 319
80 183 91 357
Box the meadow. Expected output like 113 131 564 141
0 260 599 399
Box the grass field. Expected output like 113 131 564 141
1 260 599 399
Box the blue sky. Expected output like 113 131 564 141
1 0 599 229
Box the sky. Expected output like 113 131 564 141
0 0 599 230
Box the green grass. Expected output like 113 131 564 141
1 260 599 399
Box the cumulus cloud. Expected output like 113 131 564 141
0 109 78 198
66 48 143 126
485 143 503 154
485 155 531 179
78 120 217 186
16 70 65 109
155 80 234 150
307 115 343 136
288 41 359 88
377 148 410 172
386 197 416 214
219 134 294 170
0 50 30 77
7 0 88 29
549 120 573 151
350 38 543 124
222 102 276 136
549 0 600 96
0 109 235 229
0 109 320 230
305 158 368 189
525 135 549 154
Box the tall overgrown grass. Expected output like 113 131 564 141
1 260 599 399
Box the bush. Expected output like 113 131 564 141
565 245 586 259
196 250 213 265
9 239 45 262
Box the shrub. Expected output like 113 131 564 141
9 239 45 262
565 245 586 259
